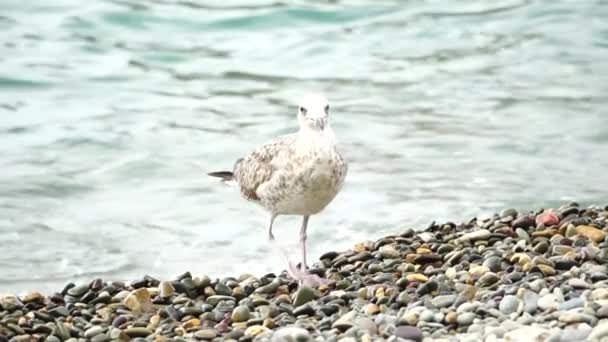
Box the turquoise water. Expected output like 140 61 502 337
1 0 607 293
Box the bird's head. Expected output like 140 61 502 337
297 94 330 132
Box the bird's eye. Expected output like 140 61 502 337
324 105 329 113
299 107 307 115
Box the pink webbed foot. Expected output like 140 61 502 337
287 260 329 287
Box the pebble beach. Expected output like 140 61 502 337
2 202 608 342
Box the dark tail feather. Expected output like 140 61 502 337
207 171 234 182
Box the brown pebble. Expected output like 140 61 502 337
406 273 428 283
576 225 606 242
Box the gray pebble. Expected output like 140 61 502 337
559 323 592 342
499 295 520 315
271 327 311 342
523 290 539 314
558 297 585 311
457 312 476 326
589 321 608 340
457 302 476 313
538 294 559 311
67 284 89 297
293 286 316 307
483 256 503 272
432 294 457 308
84 326 104 338
230 305 251 322
394 326 423 342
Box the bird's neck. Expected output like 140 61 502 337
296 126 336 154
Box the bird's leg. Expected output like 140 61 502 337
268 213 277 242
266 214 298 278
300 215 309 272
286 215 329 287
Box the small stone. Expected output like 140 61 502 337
112 290 130 302
515 228 531 241
483 256 502 272
568 278 590 289
183 318 201 330
271 327 311 342
400 311 418 325
255 279 280 294
122 288 152 313
293 303 315 316
504 326 550 341
396 291 410 305
332 311 356 331
559 313 597 325
159 281 175 298
445 267 457 280
206 295 236 306
533 241 549 254
565 223 578 238
354 317 378 334
417 231 432 242
560 323 592 342
597 305 608 318
445 311 458 324
538 294 559 311
510 253 531 265
522 290 539 314
419 309 434 322
469 265 490 277
293 286 315 307
416 280 438 296
534 264 556 276
589 321 608 340
21 292 44 303
214 283 232 296
148 314 161 329
0 294 23 311
231 305 251 322
457 312 475 326
244 325 270 337
406 273 428 283
499 295 520 315
576 225 606 242
501 208 518 218
49 306 70 318
536 212 560 226
67 284 89 297
379 245 400 259
365 303 380 315
84 326 104 338
394 326 423 342
479 272 500 286
462 229 491 242
512 215 535 229
194 329 217 340
91 334 110 342
54 322 70 341
124 327 153 338
7 323 25 335
552 245 574 255
432 295 457 308
591 288 608 301
413 253 441 264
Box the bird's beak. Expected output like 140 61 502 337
308 116 326 130
315 118 325 130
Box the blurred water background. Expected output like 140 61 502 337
1 0 607 293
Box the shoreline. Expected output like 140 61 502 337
1 203 607 342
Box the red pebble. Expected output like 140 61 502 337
536 212 560 226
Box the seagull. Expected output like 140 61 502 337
208 94 348 286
